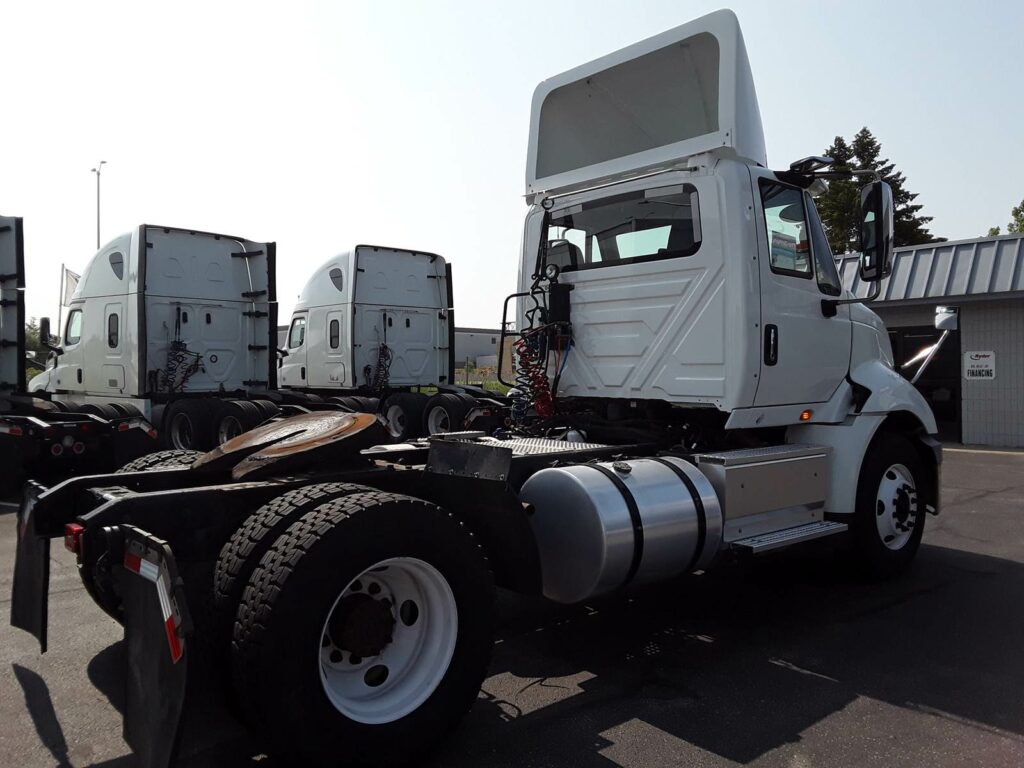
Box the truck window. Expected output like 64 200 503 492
109 252 124 280
65 309 83 345
288 316 306 349
107 313 119 348
805 194 843 296
329 319 340 349
760 182 812 279
544 186 701 273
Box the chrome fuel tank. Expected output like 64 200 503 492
518 457 722 604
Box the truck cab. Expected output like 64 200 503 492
516 8 936 516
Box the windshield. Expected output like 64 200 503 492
542 185 701 273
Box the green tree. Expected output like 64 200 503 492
1010 199 1024 234
816 127 941 252
987 226 1002 237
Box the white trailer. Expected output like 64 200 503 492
278 245 455 439
29 225 283 449
12 10 945 768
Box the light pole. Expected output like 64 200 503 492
90 160 107 249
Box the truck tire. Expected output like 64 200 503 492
251 398 281 420
214 399 264 445
164 399 216 451
107 402 143 418
383 393 427 441
334 395 380 413
115 449 203 473
77 403 122 420
214 482 372 649
422 393 471 435
851 433 928 578
232 492 494 767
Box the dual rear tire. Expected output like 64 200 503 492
220 489 494 766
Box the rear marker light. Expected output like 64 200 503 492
118 422 130 432
64 523 85 555
50 443 64 457
72 442 85 455
147 428 159 439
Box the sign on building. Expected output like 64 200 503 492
963 351 996 380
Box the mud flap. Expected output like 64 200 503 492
120 525 193 768
10 482 50 652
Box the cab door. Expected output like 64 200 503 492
753 172 851 406
53 304 87 394
278 313 308 387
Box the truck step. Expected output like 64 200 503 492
731 520 847 554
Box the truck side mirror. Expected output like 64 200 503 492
857 180 894 283
934 305 958 331
39 316 51 344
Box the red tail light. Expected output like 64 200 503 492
64 523 85 555
117 422 130 432
50 443 64 456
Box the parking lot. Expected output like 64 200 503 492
3 446 1024 767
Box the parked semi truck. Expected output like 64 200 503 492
28 224 286 450
278 245 462 440
11 11 942 767
0 217 157 493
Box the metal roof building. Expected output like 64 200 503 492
840 234 1024 447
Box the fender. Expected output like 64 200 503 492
849 358 938 435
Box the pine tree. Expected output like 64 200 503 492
815 127 941 251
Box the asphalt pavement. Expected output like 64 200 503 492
2 446 1023 767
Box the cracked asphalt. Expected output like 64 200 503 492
2 446 1024 767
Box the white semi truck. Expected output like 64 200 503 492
278 245 458 440
1 217 158 492
28 224 285 450
11 10 942 768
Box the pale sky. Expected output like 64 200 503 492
2 0 1021 327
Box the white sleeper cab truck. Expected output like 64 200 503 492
0 216 156 493
279 245 456 439
30 225 284 450
12 11 942 768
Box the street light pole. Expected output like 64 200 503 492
90 160 107 249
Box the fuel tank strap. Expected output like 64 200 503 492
588 463 644 587
647 457 708 573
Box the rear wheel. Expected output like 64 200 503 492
232 492 494 766
422 393 471 435
383 393 427 441
214 482 371 648
851 433 928 578
214 399 264 445
163 399 216 450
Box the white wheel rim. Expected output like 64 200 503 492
318 557 458 724
426 407 450 434
386 405 406 434
170 413 193 449
218 415 243 444
875 463 918 550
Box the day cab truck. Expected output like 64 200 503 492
0 217 157 493
277 245 465 441
28 224 286 451
11 10 942 768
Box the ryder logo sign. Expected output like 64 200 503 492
963 351 995 380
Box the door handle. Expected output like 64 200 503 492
77 368 83 384
764 325 778 366
301 366 306 380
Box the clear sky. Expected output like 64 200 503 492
2 0 1022 327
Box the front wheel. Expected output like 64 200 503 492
851 433 928 578
232 491 494 766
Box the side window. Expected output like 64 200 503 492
109 252 124 280
329 319 340 349
760 182 812 278
107 313 119 348
288 316 306 349
805 194 843 297
65 309 83 345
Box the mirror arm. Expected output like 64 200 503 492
810 169 883 183
908 329 951 384
823 280 881 312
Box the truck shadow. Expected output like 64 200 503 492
81 542 1023 766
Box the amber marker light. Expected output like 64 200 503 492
800 410 813 421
